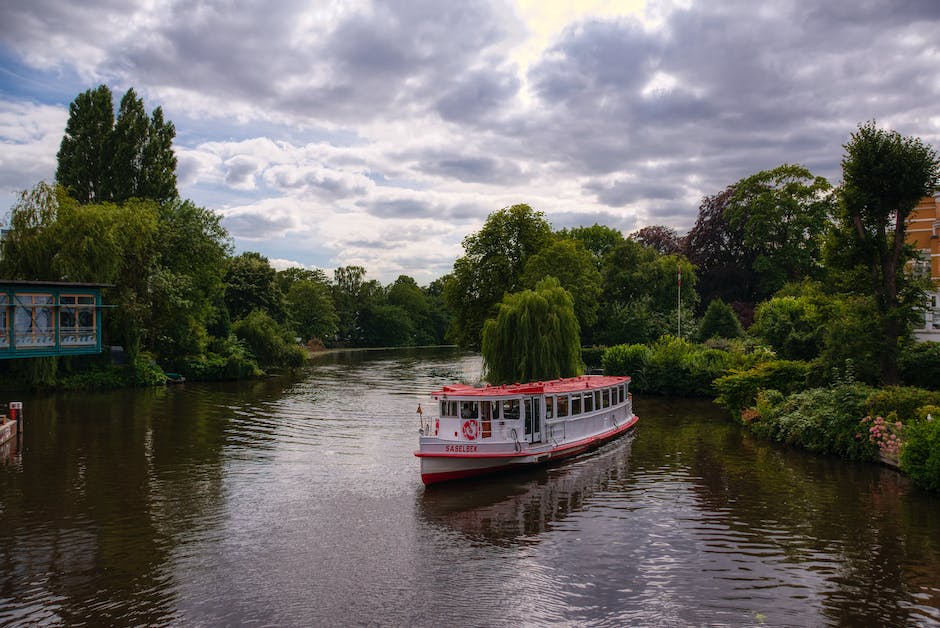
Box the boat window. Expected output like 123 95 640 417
602 388 611 408
557 394 569 418
594 391 601 410
545 396 554 420
571 393 582 415
584 393 594 413
502 399 520 421
440 400 458 417
490 400 500 420
621 384 627 403
460 401 479 419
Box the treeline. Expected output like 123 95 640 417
0 85 451 387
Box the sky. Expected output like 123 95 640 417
1 0 939 285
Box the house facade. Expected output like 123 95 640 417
906 195 940 341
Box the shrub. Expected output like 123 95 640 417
899 342 940 390
900 418 940 491
866 386 940 423
58 366 127 390
752 295 826 360
746 383 877 461
699 299 744 341
233 309 307 369
644 335 734 397
581 346 607 370
602 344 650 390
129 353 168 386
714 360 810 416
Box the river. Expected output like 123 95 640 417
0 347 938 626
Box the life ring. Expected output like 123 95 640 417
462 420 479 441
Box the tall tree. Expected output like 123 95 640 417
521 238 602 329
557 224 625 268
630 225 683 255
481 276 582 385
56 85 178 205
724 164 833 298
224 252 285 321
445 204 553 349
837 121 939 383
56 85 114 204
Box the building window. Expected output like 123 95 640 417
14 293 55 348
0 294 8 348
59 294 97 345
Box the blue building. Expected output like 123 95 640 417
0 280 108 359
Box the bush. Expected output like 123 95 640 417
602 344 651 390
714 360 810 416
233 309 307 369
698 299 744 341
748 383 877 461
643 335 735 397
899 342 940 390
58 366 128 390
900 418 940 491
866 386 940 423
581 346 607 370
752 295 825 360
129 353 168 386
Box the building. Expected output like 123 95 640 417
905 195 940 341
0 280 108 359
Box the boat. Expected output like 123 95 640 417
415 374 638 485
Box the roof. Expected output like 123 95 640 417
432 375 631 398
0 279 113 288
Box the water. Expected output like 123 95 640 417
0 347 938 626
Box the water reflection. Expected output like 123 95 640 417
419 435 636 546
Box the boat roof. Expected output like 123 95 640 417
432 375 630 398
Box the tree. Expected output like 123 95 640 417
521 238 602 329
698 299 744 341
56 85 178 205
444 204 553 349
838 121 939 383
557 224 625 268
753 288 827 361
224 252 285 321
685 186 755 308
286 279 338 342
481 277 582 385
56 85 114 204
724 164 833 298
0 182 63 279
630 225 683 255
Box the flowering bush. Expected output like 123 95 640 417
900 416 940 492
861 415 904 464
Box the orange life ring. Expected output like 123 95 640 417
462 419 478 440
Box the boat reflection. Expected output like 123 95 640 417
418 433 636 546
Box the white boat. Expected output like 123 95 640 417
415 375 638 485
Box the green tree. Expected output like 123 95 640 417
56 85 178 205
698 298 744 341
56 85 114 204
0 182 63 279
359 304 414 347
557 224 625 268
521 238 602 329
837 121 940 383
286 279 337 342
724 164 833 298
224 252 285 321
445 204 553 349
481 276 582 384
753 290 827 360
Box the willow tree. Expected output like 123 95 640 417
481 276 582 385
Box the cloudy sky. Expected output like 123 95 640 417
1 1 939 284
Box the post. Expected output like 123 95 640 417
10 402 22 436
677 262 682 337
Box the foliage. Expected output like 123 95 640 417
714 360 811 416
128 353 168 386
176 339 262 381
834 121 940 384
445 204 554 349
521 238 602 328
900 418 940 491
815 295 883 385
752 293 826 360
224 252 286 322
0 182 63 279
862 415 903 463
56 85 178 204
481 276 582 385
747 384 877 461
630 225 683 255
580 346 607 370
285 277 338 342
626 335 738 397
866 386 940 423
601 343 651 390
899 342 940 390
359 304 415 347
556 224 625 267
698 298 744 341
724 164 833 297
232 310 306 369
